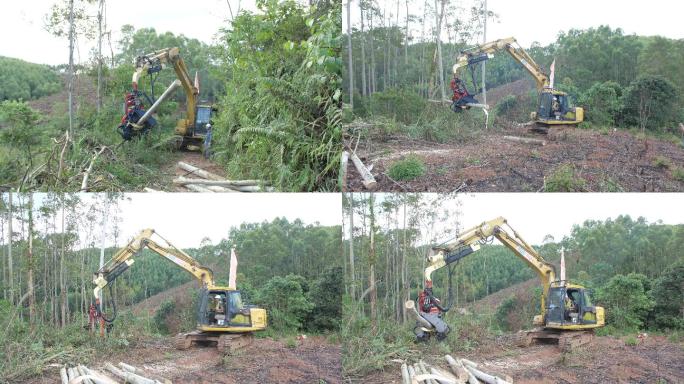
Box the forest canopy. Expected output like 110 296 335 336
0 56 62 101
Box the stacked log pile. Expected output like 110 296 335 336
400 355 512 384
59 362 172 384
171 162 273 192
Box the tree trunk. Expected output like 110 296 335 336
61 197 67 327
359 2 367 96
97 0 104 113
433 0 446 101
369 13 376 94
348 194 356 302
67 0 75 137
27 194 35 328
346 0 354 108
7 192 12 305
368 194 377 328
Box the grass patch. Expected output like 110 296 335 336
652 156 671 169
388 155 426 181
545 164 587 192
672 167 684 182
624 335 638 346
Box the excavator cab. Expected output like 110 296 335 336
197 287 267 331
534 90 584 126
545 284 604 328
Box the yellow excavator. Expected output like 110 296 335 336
118 47 215 150
409 217 604 351
451 37 584 132
90 229 267 352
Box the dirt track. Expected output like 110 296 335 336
356 334 684 384
347 125 684 192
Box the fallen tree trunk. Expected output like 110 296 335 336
402 363 410 384
76 366 93 384
183 183 214 192
349 151 377 190
60 367 69 384
444 355 468 382
405 300 433 329
502 136 546 146
143 187 162 193
464 365 511 384
81 367 119 384
429 366 461 384
177 162 225 181
81 146 108 191
172 177 264 188
105 363 156 384
340 151 349 191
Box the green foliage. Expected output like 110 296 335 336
360 89 427 124
580 81 622 126
624 335 638 346
597 273 655 331
0 56 61 101
153 299 176 335
622 75 679 132
495 296 517 331
307 266 343 331
650 260 684 329
652 156 670 169
388 155 425 181
256 274 314 332
213 0 341 191
672 167 684 182
544 164 587 192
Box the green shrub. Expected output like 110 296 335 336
388 155 425 181
624 335 638 346
580 81 622 127
622 75 679 132
672 167 684 182
153 299 176 334
652 156 670 168
495 296 517 331
544 164 587 192
306 266 342 331
256 274 314 332
597 273 655 331
651 260 684 329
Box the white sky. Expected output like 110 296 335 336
456 193 684 244
356 193 684 246
0 0 258 66
345 0 684 48
4 193 341 249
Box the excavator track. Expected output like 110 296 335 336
217 334 253 353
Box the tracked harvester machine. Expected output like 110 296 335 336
117 47 215 150
90 229 267 352
452 37 584 133
408 217 604 351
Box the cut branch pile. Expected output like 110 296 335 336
59 362 171 384
171 162 273 192
401 355 512 384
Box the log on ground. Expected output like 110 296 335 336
349 151 377 190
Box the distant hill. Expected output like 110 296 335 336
0 56 62 101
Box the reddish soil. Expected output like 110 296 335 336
354 334 684 384
347 124 684 192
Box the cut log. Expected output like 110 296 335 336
445 355 469 382
502 136 546 146
408 364 417 384
177 162 225 181
136 80 181 127
464 365 511 384
349 151 377 190
205 185 236 193
418 361 438 384
76 365 93 384
405 300 434 329
464 103 489 109
183 184 214 192
340 151 350 191
430 366 462 384
172 177 266 189
401 363 410 384
67 367 78 381
60 367 69 384
81 367 120 384
119 362 137 373
461 359 478 369
81 146 107 191
105 362 156 384
143 187 164 192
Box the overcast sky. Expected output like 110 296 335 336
353 193 684 246
0 0 258 66
345 0 684 48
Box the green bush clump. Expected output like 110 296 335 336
388 155 425 181
544 164 587 192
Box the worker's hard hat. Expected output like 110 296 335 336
206 123 212 128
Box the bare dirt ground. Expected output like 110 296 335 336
354 333 684 384
26 336 341 384
347 124 684 192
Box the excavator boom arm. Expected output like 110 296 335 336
453 37 550 90
93 229 214 300
426 217 556 311
132 47 198 127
